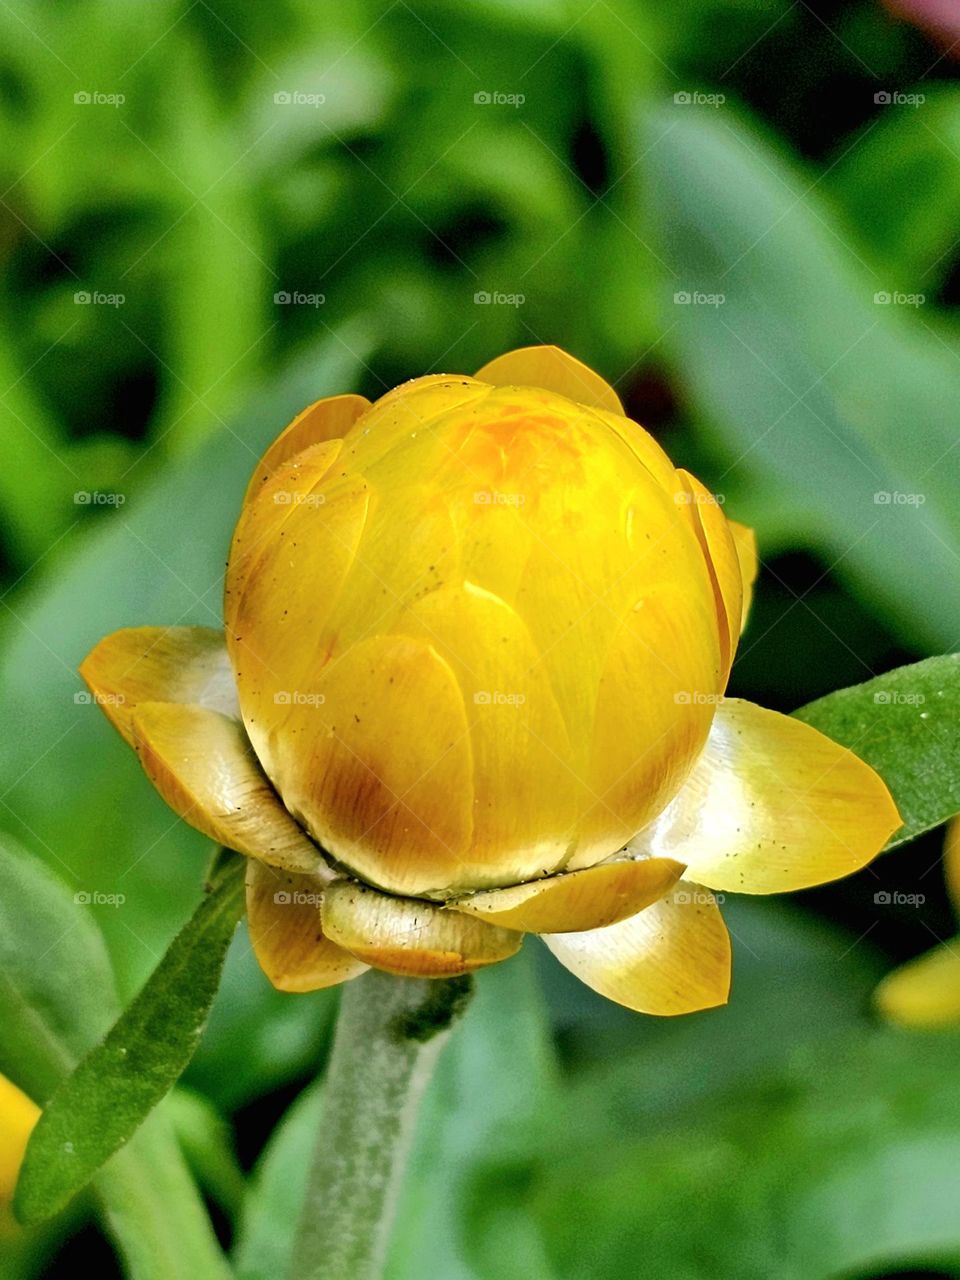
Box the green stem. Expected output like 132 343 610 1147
289 968 473 1280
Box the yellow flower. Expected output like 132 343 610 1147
0 1073 39 1214
81 346 901 1014
875 816 960 1027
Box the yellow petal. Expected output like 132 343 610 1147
243 393 370 503
0 1074 39 1202
676 469 742 681
875 942 960 1028
397 582 578 890
130 701 324 874
343 375 490 471
944 815 960 916
80 626 238 747
543 881 730 1014
245 862 366 992
729 519 758 632
275 633 475 898
475 345 624 415
224 441 370 770
450 856 684 933
632 698 901 893
321 880 522 977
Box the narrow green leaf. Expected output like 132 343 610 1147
794 654 960 849
16 854 246 1225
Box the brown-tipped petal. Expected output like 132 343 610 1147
475 345 624 415
543 882 731 1015
875 942 960 1028
450 856 684 933
321 880 522 978
80 626 238 746
245 862 367 992
633 698 902 894
131 701 324 874
677 470 742 680
243 393 370 502
729 519 758 632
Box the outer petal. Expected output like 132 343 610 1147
245 862 367 992
676 469 742 680
632 698 902 893
80 626 238 746
543 881 730 1014
130 702 324 874
875 942 960 1028
475 345 624 415
321 880 522 977
729 519 758 632
243 393 370 502
450 856 684 933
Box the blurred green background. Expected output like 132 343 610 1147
2 0 960 1276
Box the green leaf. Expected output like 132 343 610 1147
532 1028 960 1280
795 654 960 849
0 833 118 1100
648 104 960 652
94 1106 234 1280
167 1087 247 1221
16 855 245 1225
827 87 960 295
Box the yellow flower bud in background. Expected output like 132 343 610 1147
0 1073 39 1224
82 346 901 1014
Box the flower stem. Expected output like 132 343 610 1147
289 968 474 1280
